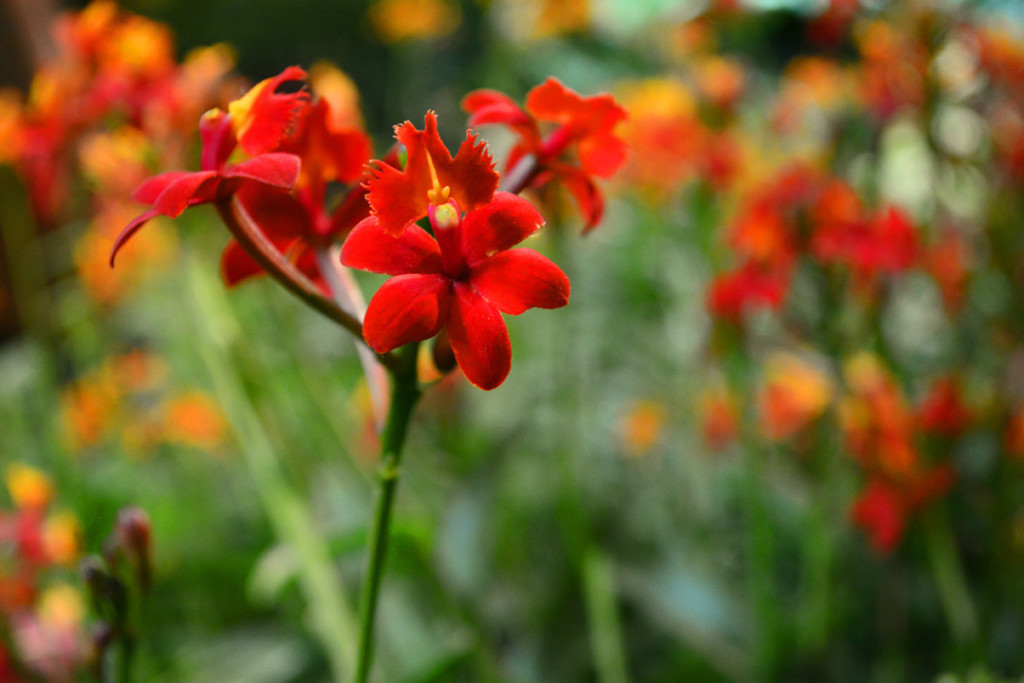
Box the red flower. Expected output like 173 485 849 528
462 77 627 231
850 480 906 555
342 114 570 389
110 67 308 265
220 88 376 288
367 111 496 235
706 263 789 320
917 377 972 436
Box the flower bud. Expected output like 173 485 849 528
116 506 152 594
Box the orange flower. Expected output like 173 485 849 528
162 391 228 452
758 353 832 441
839 353 919 479
42 513 80 566
698 386 739 451
617 400 669 459
616 78 703 196
695 56 745 111
368 0 461 43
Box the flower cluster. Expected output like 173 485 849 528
0 0 237 307
60 350 227 456
113 66 623 390
0 464 85 681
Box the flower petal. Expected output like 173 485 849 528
234 183 312 240
462 89 540 148
229 66 309 156
151 170 220 218
578 132 628 179
460 192 545 267
368 112 498 234
220 240 264 286
327 182 371 240
225 152 301 190
468 248 570 315
109 208 159 266
549 163 604 232
341 216 443 275
131 171 193 204
447 282 512 390
362 274 451 354
526 77 627 135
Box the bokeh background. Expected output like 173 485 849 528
3 0 1024 681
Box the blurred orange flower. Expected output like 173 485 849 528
617 400 669 459
758 353 832 441
369 0 461 43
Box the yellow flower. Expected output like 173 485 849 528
5 463 54 511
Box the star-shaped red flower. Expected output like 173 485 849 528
341 113 569 390
462 77 627 231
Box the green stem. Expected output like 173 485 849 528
116 633 134 683
354 342 422 683
187 257 359 679
582 549 630 683
923 507 979 649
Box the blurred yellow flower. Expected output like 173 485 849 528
43 513 81 566
369 0 461 43
5 463 54 511
758 352 832 441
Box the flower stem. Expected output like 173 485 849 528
354 342 421 683
215 196 399 372
314 245 390 429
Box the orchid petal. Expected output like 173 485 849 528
578 132 628 179
462 90 540 147
131 171 194 204
341 216 443 276
220 240 265 286
362 274 451 354
461 192 545 267
526 77 627 134
368 112 498 235
549 163 604 232
151 171 220 218
225 153 301 190
234 183 312 240
229 66 309 156
109 208 159 266
468 248 570 315
447 282 511 390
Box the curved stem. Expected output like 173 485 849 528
498 153 538 195
214 196 400 372
354 342 422 683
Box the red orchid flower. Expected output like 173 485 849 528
462 77 627 231
109 67 308 265
220 94 376 289
341 113 570 390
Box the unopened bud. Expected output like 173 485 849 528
79 555 108 607
116 506 152 594
432 329 457 374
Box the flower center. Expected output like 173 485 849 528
424 151 450 206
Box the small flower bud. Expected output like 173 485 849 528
116 506 152 594
431 329 457 374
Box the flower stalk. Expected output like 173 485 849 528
354 341 422 683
